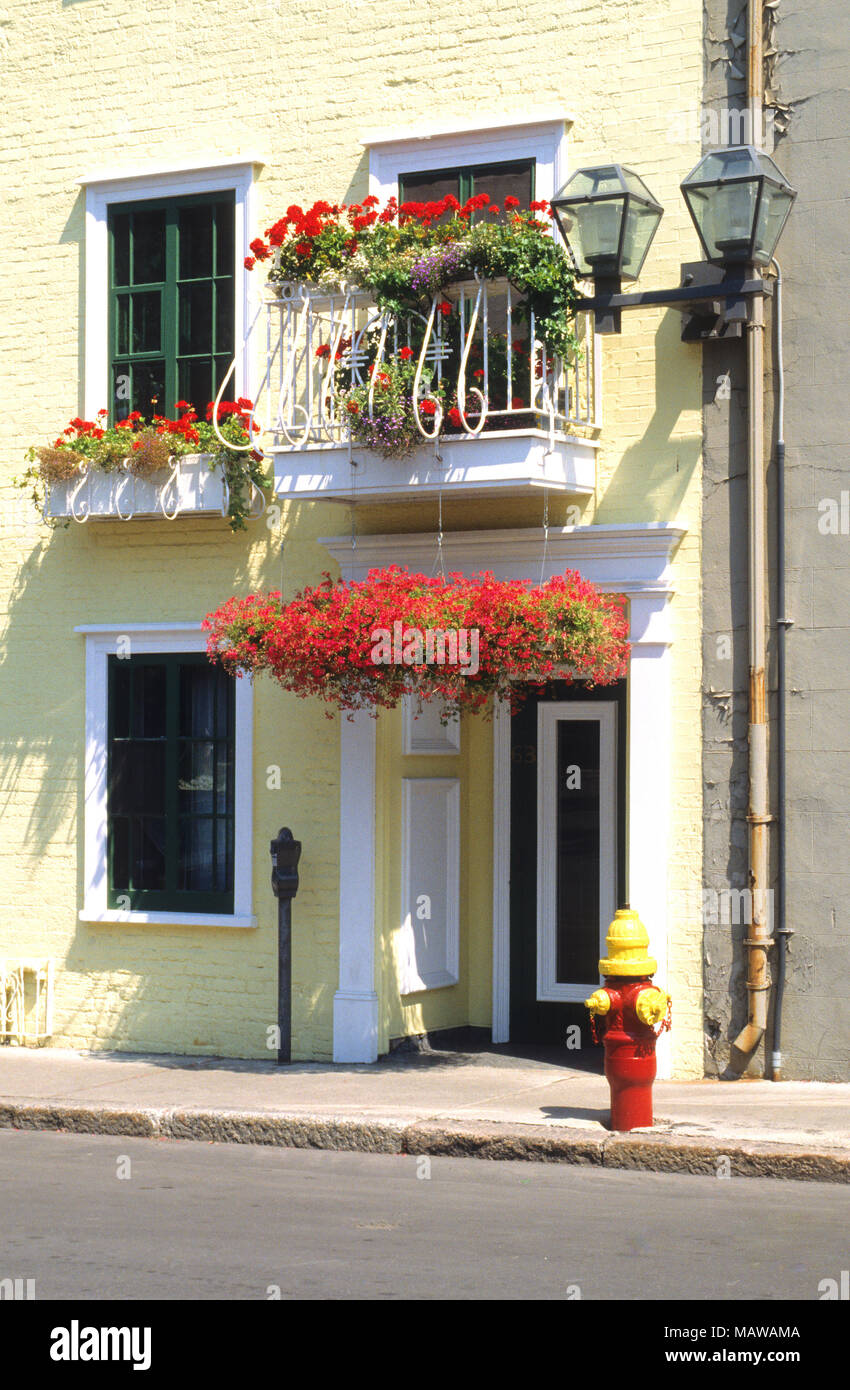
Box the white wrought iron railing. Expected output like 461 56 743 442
214 277 601 455
0 959 54 1043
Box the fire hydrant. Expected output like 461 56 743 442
584 908 671 1132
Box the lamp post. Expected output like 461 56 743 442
551 164 663 333
552 146 796 338
552 147 797 1078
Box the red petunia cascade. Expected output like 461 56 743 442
203 566 629 718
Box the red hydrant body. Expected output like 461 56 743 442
584 910 671 1132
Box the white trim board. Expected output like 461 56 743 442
366 117 571 209
82 161 261 419
76 624 255 930
536 702 617 1003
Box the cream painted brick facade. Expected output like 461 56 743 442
0 0 704 1074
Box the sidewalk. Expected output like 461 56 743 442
1 1045 848 1183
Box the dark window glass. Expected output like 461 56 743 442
113 214 131 286
107 655 235 912
471 163 534 222
556 720 601 984
179 203 213 280
399 159 535 223
131 291 162 355
108 194 235 420
132 209 166 285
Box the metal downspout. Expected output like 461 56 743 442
731 0 772 1067
770 259 791 1081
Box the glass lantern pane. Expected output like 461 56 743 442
571 196 626 272
753 184 795 265
686 180 757 262
621 201 662 279
565 166 625 198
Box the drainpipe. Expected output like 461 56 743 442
731 0 773 1068
770 258 792 1081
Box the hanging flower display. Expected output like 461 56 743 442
203 566 629 718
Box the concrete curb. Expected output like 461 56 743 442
1 1101 848 1183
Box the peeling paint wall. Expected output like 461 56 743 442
701 0 850 1079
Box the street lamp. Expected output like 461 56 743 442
554 149 796 337
551 165 664 331
680 145 797 268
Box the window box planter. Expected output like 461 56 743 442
44 454 243 523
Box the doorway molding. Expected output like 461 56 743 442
321 524 686 1072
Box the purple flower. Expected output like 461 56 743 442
410 242 467 297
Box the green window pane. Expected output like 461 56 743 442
179 663 218 736
111 743 166 817
178 281 212 355
215 286 234 356
131 291 162 354
471 163 534 219
134 818 167 890
132 663 167 738
179 203 213 280
215 202 234 277
216 747 233 814
216 819 233 893
399 170 462 219
131 362 167 418
178 358 214 416
111 662 132 738
113 213 131 286
132 208 166 284
179 742 215 814
109 194 235 420
107 655 236 911
115 294 130 357
179 817 214 891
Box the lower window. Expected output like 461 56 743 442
107 653 235 913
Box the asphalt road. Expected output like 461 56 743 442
1 1129 847 1300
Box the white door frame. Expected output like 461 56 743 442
536 701 617 1003
321 524 684 1072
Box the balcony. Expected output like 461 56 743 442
256 278 601 504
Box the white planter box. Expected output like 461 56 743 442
272 429 598 504
45 455 228 522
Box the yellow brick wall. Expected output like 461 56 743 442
0 0 704 1073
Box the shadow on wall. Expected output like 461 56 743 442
596 313 701 523
0 487 342 1059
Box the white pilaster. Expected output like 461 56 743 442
333 711 379 1062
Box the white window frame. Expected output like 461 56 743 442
536 701 617 1002
75 623 256 928
363 111 571 209
78 156 264 420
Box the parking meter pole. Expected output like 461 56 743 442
269 827 301 1066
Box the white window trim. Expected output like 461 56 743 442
75 623 255 929
364 114 571 207
79 158 264 420
536 701 617 1002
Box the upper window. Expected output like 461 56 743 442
399 159 535 223
107 652 235 914
108 193 235 421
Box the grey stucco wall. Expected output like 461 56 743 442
701 0 850 1078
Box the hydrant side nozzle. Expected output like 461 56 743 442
634 987 669 1028
584 988 611 1016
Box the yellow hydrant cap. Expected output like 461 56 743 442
599 908 657 977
